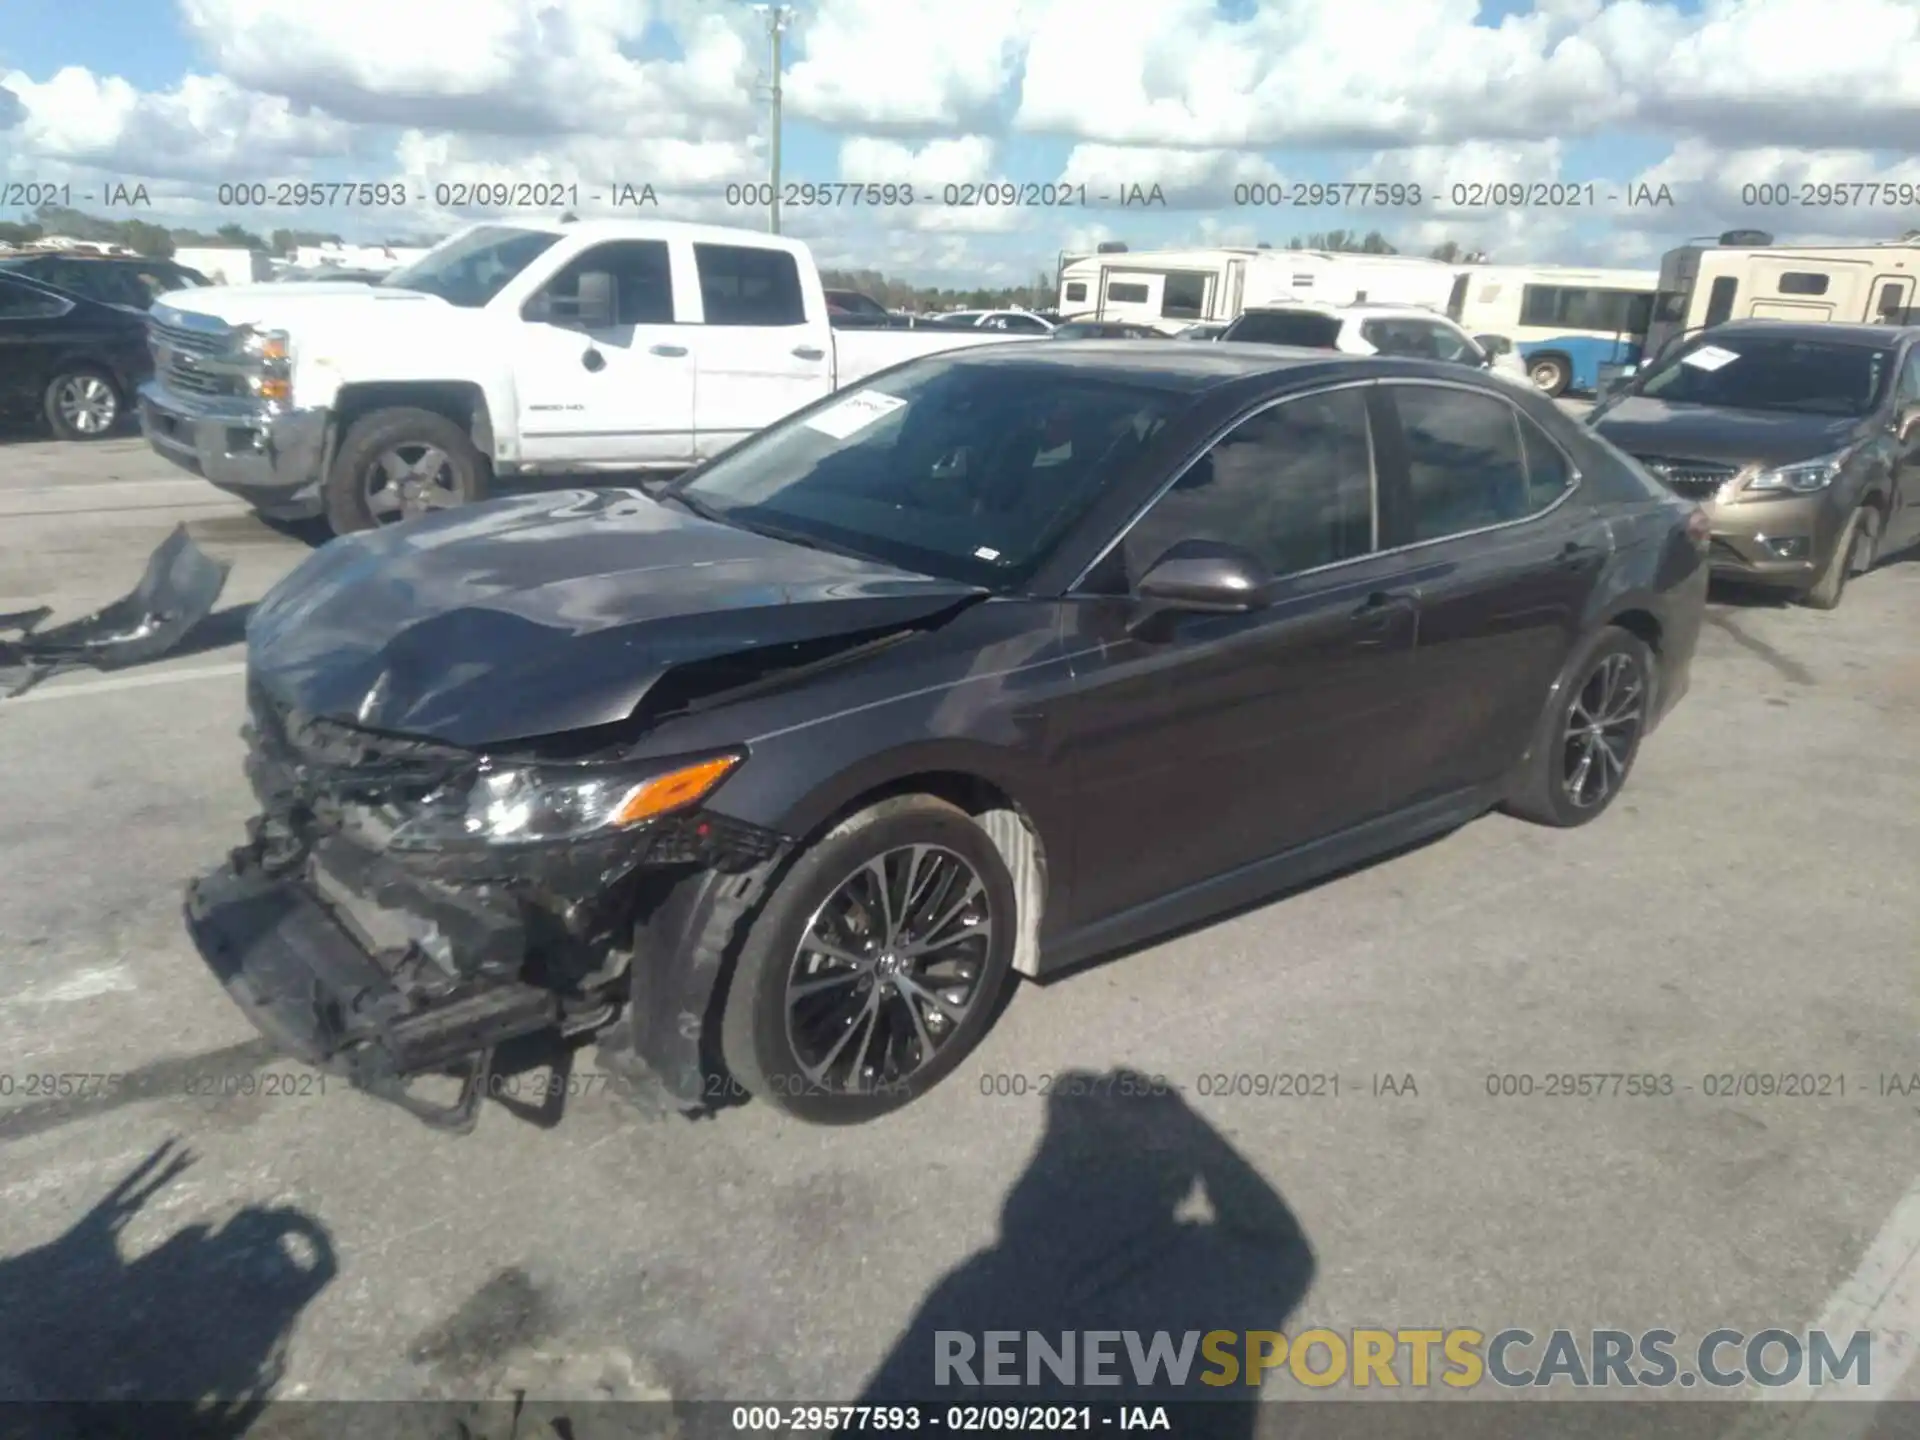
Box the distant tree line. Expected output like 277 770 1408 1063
0 204 431 257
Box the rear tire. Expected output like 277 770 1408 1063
1799 503 1875 611
43 366 122 441
1501 627 1654 828
1527 354 1571 397
322 406 490 536
719 795 1018 1124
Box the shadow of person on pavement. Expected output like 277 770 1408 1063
0 1138 337 1440
855 1068 1315 1439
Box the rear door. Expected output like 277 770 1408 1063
513 237 695 465
688 241 832 458
1370 381 1608 807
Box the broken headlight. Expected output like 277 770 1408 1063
386 753 742 851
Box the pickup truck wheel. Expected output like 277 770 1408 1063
720 795 1017 1125
44 366 122 440
324 407 490 534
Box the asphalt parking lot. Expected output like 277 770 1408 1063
1 421 1917 1427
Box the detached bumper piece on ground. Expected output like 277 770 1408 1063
0 525 229 699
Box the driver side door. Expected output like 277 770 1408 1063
513 239 695 466
1884 343 1920 556
1055 383 1421 931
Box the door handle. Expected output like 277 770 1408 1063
581 348 606 372
1559 540 1603 567
649 343 688 358
1348 591 1408 645
792 345 825 360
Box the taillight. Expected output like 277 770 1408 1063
1685 507 1712 553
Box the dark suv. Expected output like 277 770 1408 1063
0 254 209 311
1589 321 1920 608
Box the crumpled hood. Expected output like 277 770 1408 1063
246 490 983 748
1591 397 1868 468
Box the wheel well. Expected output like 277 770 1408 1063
1528 350 1571 370
806 772 1049 978
1607 608 1662 656
332 381 494 458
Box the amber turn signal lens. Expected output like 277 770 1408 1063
609 754 741 826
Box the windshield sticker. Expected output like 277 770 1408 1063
803 391 907 440
1682 344 1740 372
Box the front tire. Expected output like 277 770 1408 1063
1799 503 1876 611
1501 627 1654 828
323 406 490 535
720 795 1018 1124
44 366 122 440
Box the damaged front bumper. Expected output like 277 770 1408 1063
182 690 788 1132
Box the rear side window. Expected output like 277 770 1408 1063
1390 386 1530 541
1518 414 1574 510
1225 311 1342 348
694 243 805 326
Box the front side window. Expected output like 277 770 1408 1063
674 355 1183 589
0 276 72 319
1115 388 1374 587
537 241 674 326
1391 386 1530 542
382 226 562 308
693 243 805 326
1892 347 1920 409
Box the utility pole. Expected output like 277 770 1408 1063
753 4 793 235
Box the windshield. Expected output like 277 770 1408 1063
380 226 560 308
1224 311 1342 348
1635 335 1892 417
674 356 1185 589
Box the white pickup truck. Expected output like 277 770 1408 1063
138 219 1036 535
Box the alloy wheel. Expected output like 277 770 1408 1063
783 844 993 1095
55 375 118 435
364 443 459 522
1561 651 1645 810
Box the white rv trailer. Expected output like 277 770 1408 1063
1056 247 1463 333
1641 237 1920 366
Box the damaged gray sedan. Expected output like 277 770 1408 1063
186 343 1707 1129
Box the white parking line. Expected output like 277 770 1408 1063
8 661 247 703
4 965 139 1006
1724 1177 1920 1437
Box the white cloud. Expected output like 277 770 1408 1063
785 0 1030 132
1055 145 1284 210
0 68 355 183
175 0 756 138
839 136 995 188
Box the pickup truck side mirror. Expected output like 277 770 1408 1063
1134 539 1272 615
1894 404 1920 443
574 271 617 330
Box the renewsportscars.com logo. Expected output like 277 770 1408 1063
933 1328 1874 1390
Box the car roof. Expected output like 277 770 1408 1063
930 338 1505 394
1706 319 1910 348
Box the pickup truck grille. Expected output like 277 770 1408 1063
1633 455 1739 501
149 315 247 398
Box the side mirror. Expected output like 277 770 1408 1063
1895 404 1920 442
575 270 616 330
1475 334 1512 356
1134 540 1272 615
